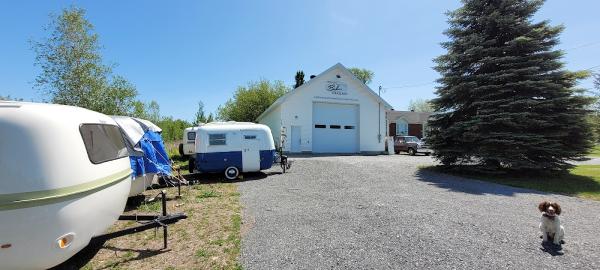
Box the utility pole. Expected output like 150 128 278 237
378 85 382 143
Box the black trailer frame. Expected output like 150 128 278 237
90 191 187 249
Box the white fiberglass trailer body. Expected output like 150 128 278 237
193 122 275 179
0 102 132 269
180 126 199 157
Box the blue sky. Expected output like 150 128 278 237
1 0 599 121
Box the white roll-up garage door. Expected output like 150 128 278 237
312 102 359 153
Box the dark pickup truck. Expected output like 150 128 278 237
393 135 432 156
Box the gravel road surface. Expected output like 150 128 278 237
238 155 600 269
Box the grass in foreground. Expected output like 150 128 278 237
587 144 600 158
424 165 600 201
76 180 243 270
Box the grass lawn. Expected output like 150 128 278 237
588 144 600 158
424 165 600 201
73 181 243 270
58 141 244 270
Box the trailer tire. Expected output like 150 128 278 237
178 143 184 157
188 158 195 174
224 166 239 180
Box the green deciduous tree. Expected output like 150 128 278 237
408 98 433 112
294 70 305 89
428 0 593 172
349 67 374 84
217 79 289 122
156 117 191 142
145 100 161 123
194 101 207 125
31 7 137 115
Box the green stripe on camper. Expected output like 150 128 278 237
0 169 132 211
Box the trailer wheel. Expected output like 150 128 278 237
178 143 184 157
224 166 239 180
188 158 195 174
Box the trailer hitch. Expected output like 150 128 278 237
91 191 187 249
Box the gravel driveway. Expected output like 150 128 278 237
237 155 600 269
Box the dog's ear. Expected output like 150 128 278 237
551 202 562 215
538 201 549 212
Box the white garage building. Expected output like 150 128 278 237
257 63 393 154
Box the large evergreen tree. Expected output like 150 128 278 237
294 70 305 89
429 0 593 172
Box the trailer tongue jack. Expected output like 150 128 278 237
91 190 187 249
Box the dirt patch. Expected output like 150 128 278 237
57 180 243 270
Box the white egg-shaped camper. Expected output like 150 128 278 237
0 102 132 270
192 122 276 180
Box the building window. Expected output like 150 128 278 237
80 124 128 164
209 134 226 145
187 132 196 141
344 126 355 129
396 118 408 136
330 125 341 129
314 124 326 128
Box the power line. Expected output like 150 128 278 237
565 42 600 51
382 82 436 90
584 65 600 71
379 64 600 91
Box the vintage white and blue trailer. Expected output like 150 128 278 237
0 101 132 269
192 122 276 179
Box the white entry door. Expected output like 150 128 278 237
290 126 301 153
241 130 261 172
312 102 359 153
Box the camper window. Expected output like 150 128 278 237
187 132 196 141
80 124 128 164
244 135 257 140
209 134 227 145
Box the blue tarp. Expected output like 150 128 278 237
130 130 171 177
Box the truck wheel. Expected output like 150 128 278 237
408 148 416 156
225 166 239 180
188 158 195 174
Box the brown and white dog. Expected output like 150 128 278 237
538 201 565 245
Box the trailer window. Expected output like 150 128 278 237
330 125 341 129
314 124 326 128
80 124 128 164
209 134 227 145
244 135 257 140
187 132 196 141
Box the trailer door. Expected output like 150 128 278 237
241 130 261 172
